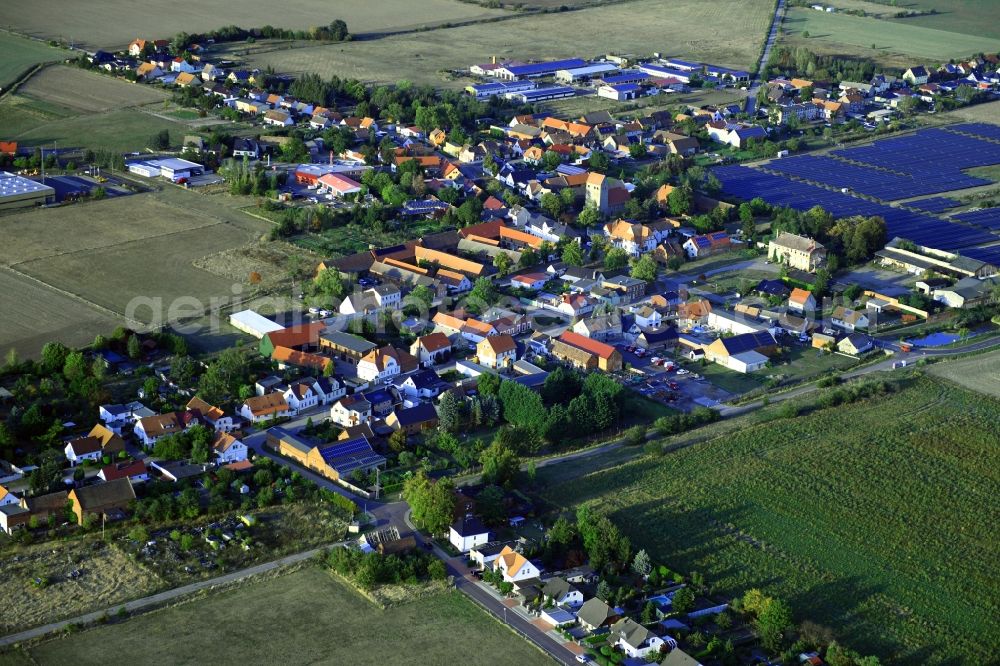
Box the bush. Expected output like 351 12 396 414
644 441 664 457
624 425 647 446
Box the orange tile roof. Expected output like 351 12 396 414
414 246 485 276
186 396 225 422
271 346 332 372
242 393 289 417
264 322 325 350
789 288 813 304
416 332 452 352
480 334 516 355
499 226 543 249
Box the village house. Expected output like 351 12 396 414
551 331 623 372
611 617 666 659
319 330 379 367
329 395 373 427
212 431 249 464
541 577 584 608
339 285 402 317
577 597 621 632
239 394 292 424
357 346 417 383
831 306 870 331
683 232 731 258
477 334 518 369
603 219 659 257
410 333 453 366
385 402 439 435
704 331 778 373
186 396 235 432
838 333 875 356
769 232 827 273
450 515 491 553
134 412 199 448
394 368 448 400
97 459 149 483
67 478 136 525
64 424 125 465
788 287 817 313
585 172 630 215
494 545 542 583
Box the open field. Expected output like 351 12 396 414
0 268 122 360
543 87 747 120
0 31 66 89
0 537 163 635
0 191 272 354
18 65 168 112
24 566 550 665
0 0 508 50
539 375 1000 665
243 0 773 87
884 0 1000 40
783 8 1000 64
928 349 1000 397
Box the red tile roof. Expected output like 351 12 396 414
558 330 616 360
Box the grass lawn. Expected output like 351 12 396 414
685 359 767 395
25 566 550 665
764 346 860 384
964 164 1000 184
622 391 681 424
538 374 1000 665
782 7 1000 64
0 32 66 89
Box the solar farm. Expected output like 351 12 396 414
714 123 1000 255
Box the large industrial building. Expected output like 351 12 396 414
0 172 55 210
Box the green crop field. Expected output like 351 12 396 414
0 31 66 90
884 0 1000 41
783 7 1000 66
538 374 1000 665
0 0 507 50
22 566 550 666
244 0 773 88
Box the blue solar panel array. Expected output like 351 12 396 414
944 123 1000 143
826 128 1000 199
905 197 961 214
963 246 1000 266
953 207 1000 230
317 436 385 475
764 155 985 200
712 165 997 250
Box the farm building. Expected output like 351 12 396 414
229 310 285 339
465 80 536 100
600 71 649 86
495 58 587 80
127 158 203 182
506 86 577 103
0 172 55 210
555 63 619 83
598 83 642 101
317 173 362 198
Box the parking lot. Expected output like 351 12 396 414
616 343 733 411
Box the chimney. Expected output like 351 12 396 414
491 55 497 65
329 150 333 166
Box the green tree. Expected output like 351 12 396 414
632 548 652 577
62 351 88 383
667 185 694 216
141 376 159 402
604 248 629 271
437 390 466 433
480 439 519 488
671 586 695 613
403 470 456 534
561 242 585 267
313 268 346 303
388 429 408 453
126 335 141 360
576 204 601 228
630 254 657 282
540 192 565 219
493 251 513 277
756 597 793 652
468 277 499 309
40 341 70 375
476 484 506 525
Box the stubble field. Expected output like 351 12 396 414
17 65 168 112
0 190 273 357
243 0 773 87
21 566 550 665
538 374 1000 665
0 0 507 50
928 349 1000 397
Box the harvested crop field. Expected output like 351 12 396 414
0 31 66 89
928 350 1000 397
245 0 772 87
0 268 121 360
18 65 167 112
0 537 163 635
26 566 549 665
0 0 506 50
0 191 272 354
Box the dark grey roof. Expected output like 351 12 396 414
451 515 489 537
320 330 378 354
